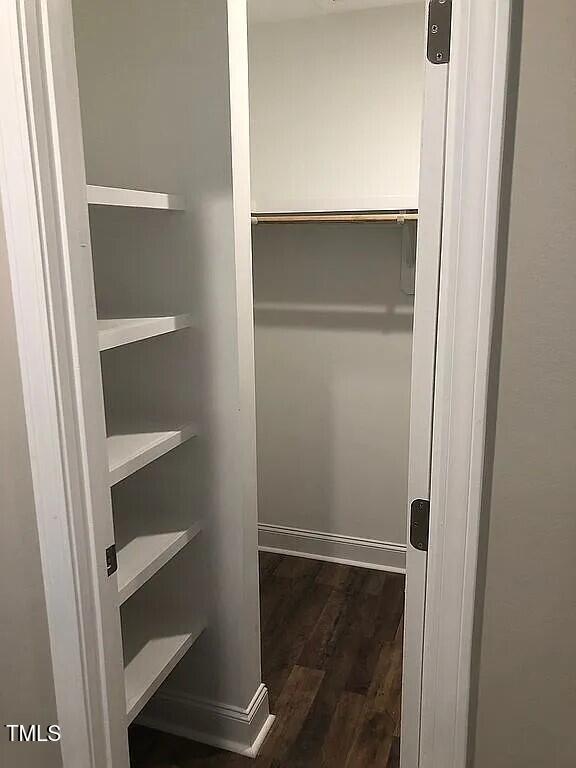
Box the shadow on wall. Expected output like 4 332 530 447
253 222 413 332
252 222 414 545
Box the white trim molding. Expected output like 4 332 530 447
0 2 117 765
420 2 513 768
139 684 275 758
258 524 406 573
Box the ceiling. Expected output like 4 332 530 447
249 0 423 24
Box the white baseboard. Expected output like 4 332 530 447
258 524 406 573
137 683 275 758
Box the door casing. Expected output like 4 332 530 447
414 3 513 767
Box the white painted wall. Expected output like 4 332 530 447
249 4 424 562
249 0 423 25
253 222 414 553
248 2 425 211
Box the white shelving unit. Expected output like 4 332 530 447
87 184 185 211
21 0 267 762
97 315 193 351
107 425 197 486
88 169 204 749
87 174 204 743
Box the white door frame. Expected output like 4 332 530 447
0 1 513 767
0 0 129 765
0 3 99 764
413 2 513 767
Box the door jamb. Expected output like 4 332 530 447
418 2 513 767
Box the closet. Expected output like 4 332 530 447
6 0 430 764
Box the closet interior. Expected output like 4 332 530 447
53 0 426 763
243 1 426 764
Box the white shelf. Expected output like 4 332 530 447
87 184 185 211
97 315 193 351
117 520 202 605
124 622 204 723
108 425 197 486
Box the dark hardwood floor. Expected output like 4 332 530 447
130 553 405 768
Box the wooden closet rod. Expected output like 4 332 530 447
251 212 418 225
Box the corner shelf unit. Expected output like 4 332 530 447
22 0 267 760
84 180 203 731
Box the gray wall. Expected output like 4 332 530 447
0 210 61 766
253 223 413 548
470 2 576 766
248 3 425 211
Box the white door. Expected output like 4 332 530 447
401 2 451 766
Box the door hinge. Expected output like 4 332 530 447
427 0 452 64
410 499 430 552
106 544 118 577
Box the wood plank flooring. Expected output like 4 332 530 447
129 553 405 768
